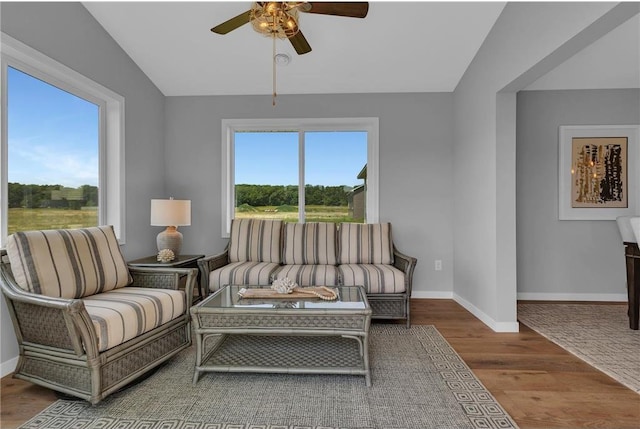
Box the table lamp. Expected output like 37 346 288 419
150 198 191 257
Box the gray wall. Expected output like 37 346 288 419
1 2 166 373
452 2 622 330
516 89 640 299
164 93 455 297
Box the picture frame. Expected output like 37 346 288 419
559 125 639 220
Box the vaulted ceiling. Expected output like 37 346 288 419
82 2 639 97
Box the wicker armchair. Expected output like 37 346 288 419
0 227 197 405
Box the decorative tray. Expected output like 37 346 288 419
237 286 338 301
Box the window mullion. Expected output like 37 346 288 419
298 130 305 223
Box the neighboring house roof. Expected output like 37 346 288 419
357 164 367 180
348 184 365 195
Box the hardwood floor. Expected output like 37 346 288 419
2 299 639 428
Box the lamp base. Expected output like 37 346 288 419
157 226 183 257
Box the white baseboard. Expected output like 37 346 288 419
1 356 18 378
517 292 627 302
453 293 520 333
410 291 520 332
411 291 454 299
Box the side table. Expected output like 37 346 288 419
128 254 205 302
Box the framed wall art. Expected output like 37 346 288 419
559 125 639 220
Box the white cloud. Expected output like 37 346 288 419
9 139 98 187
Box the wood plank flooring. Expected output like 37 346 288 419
2 299 639 428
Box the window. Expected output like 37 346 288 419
221 118 379 237
7 66 100 233
1 33 125 245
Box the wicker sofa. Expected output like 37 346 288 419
0 226 197 404
198 220 417 326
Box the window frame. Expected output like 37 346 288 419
0 33 126 245
221 117 379 238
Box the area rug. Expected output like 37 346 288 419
518 303 640 393
20 325 518 429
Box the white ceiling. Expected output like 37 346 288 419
82 2 639 97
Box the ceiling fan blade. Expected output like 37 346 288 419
289 30 312 55
211 10 252 34
300 2 369 18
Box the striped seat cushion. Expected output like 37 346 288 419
282 222 337 265
338 264 405 294
209 261 281 291
6 226 131 299
338 223 394 265
83 287 185 352
272 264 340 287
228 219 282 263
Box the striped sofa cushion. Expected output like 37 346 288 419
83 287 185 352
338 264 406 294
228 219 282 264
338 223 394 265
282 222 337 265
209 261 280 291
272 264 339 287
6 226 131 299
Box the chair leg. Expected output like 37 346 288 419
405 296 411 328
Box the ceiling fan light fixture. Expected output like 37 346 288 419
250 2 300 39
265 2 279 14
210 2 370 105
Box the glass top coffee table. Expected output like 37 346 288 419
190 285 372 386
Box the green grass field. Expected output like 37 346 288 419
235 205 363 223
8 205 361 235
8 208 98 234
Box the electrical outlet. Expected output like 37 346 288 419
435 260 442 271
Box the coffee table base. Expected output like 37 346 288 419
193 334 371 386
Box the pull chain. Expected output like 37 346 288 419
272 35 277 106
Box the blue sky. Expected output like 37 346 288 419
235 131 367 187
8 66 99 188
8 66 367 189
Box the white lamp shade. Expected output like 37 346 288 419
617 216 639 243
150 199 191 226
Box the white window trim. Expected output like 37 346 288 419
0 33 126 244
221 117 379 238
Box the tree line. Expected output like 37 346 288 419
8 182 352 210
8 183 98 209
236 184 352 207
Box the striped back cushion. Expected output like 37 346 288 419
6 226 132 299
338 223 394 265
228 219 282 263
282 222 337 265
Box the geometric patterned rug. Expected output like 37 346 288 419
518 303 640 393
19 325 519 429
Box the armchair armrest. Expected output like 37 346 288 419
393 246 417 296
0 265 98 358
197 249 229 296
128 266 197 309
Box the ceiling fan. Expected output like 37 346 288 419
210 2 369 55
